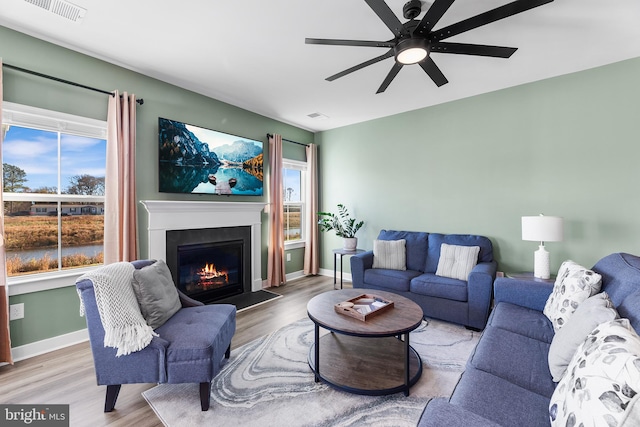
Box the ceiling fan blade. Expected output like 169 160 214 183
326 49 394 82
376 63 403 94
432 42 517 58
305 38 394 48
364 0 406 37
414 0 455 37
431 0 554 42
419 57 448 87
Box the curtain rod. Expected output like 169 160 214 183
266 133 309 147
2 63 144 105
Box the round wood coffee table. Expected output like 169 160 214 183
307 289 423 396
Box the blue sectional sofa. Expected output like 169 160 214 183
418 252 640 426
350 230 497 330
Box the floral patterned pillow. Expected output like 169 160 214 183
543 260 602 331
549 319 640 427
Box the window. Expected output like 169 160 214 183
2 102 107 277
282 159 307 248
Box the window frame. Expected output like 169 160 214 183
2 102 107 293
282 158 307 250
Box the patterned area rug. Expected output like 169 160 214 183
142 317 479 427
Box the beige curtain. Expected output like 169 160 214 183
303 143 319 275
0 59 13 364
104 91 138 264
266 134 286 287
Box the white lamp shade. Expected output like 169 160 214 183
521 215 564 243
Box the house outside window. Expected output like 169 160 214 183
2 102 107 278
283 159 307 248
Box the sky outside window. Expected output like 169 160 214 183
283 169 301 201
3 125 106 192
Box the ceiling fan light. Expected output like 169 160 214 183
397 47 428 64
395 38 430 65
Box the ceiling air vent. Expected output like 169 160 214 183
24 0 86 23
307 112 329 120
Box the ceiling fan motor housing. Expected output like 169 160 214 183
403 0 423 20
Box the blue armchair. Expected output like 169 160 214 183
351 230 497 330
76 260 236 412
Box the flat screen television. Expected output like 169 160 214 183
158 117 263 196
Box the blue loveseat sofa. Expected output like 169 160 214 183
350 230 497 330
418 252 640 426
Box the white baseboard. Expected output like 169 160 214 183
11 328 89 362
286 270 306 281
318 268 352 284
259 268 350 286
287 268 351 282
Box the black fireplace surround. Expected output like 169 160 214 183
166 226 252 304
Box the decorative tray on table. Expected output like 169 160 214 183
334 294 394 321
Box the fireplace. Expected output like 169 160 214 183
141 201 265 294
166 226 251 304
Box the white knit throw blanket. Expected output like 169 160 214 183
77 262 157 357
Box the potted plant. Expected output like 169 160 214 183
317 204 364 251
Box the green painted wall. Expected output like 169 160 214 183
8 287 85 347
315 57 640 275
285 247 306 273
1 25 313 347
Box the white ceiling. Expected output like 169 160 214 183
1 0 639 132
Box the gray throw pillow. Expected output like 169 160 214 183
548 292 618 382
132 259 182 329
372 239 406 270
435 243 480 281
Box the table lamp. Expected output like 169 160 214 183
521 214 564 279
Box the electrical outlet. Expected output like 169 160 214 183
10 303 24 321
286 253 291 262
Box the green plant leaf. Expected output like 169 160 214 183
316 204 363 238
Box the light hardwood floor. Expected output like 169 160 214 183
0 274 342 427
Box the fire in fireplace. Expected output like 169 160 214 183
177 241 242 301
197 262 229 287
166 226 252 304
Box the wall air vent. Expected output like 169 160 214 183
23 0 86 23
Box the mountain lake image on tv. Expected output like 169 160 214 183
158 117 264 196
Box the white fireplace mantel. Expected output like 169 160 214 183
141 200 266 292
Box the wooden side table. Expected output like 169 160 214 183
506 272 556 284
332 248 366 289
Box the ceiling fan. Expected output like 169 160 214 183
306 0 554 93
